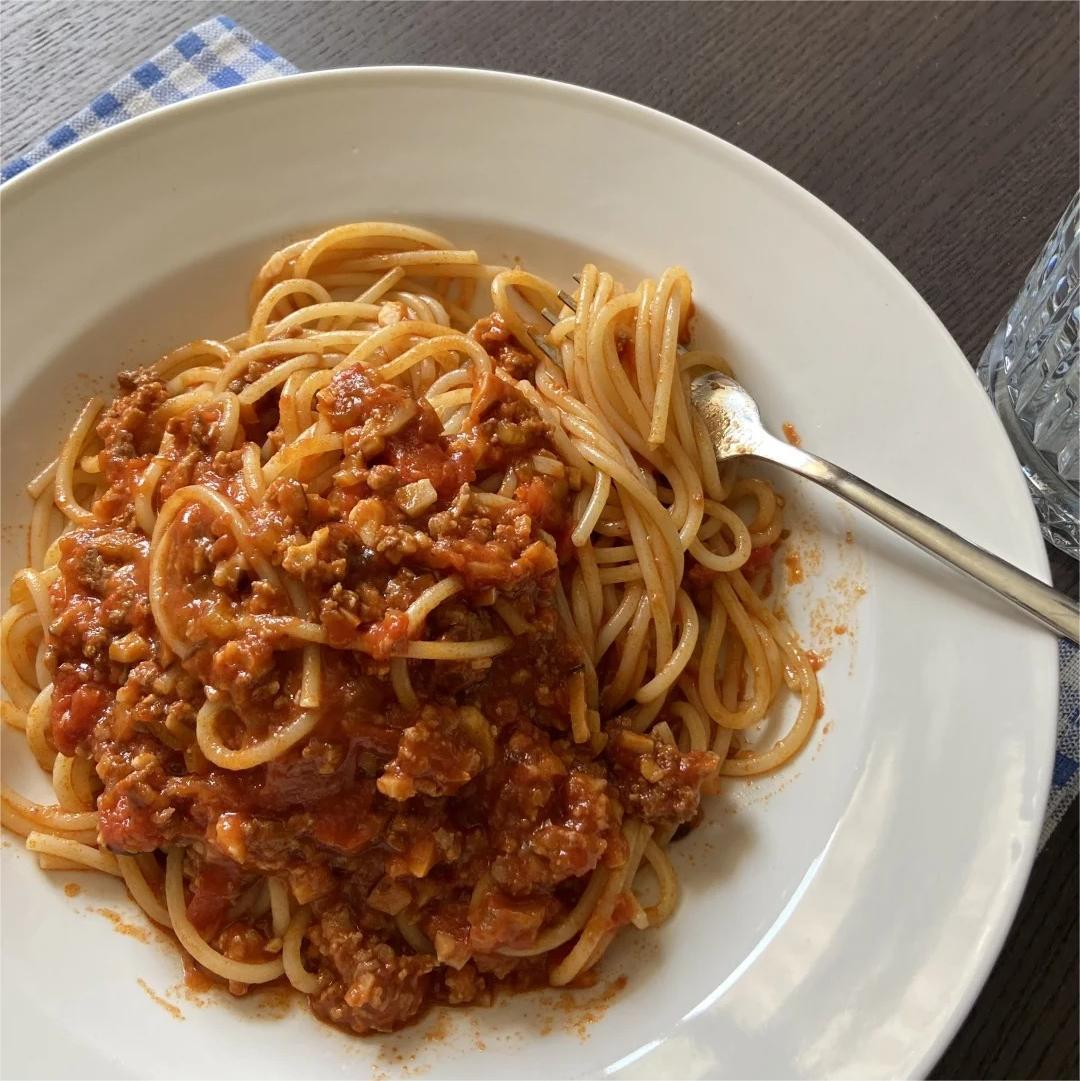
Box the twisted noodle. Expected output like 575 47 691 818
165 849 285 984
25 832 119 875
1 222 820 1026
282 908 321 993
196 698 320 771
117 855 172 926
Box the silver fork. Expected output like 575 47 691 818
691 371 1078 642
529 289 1078 642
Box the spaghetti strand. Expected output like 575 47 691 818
1 222 821 1037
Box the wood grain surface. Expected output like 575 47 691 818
2 2 1077 1077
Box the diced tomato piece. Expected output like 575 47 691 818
359 610 410 660
186 861 245 937
310 785 385 853
52 681 109 756
515 476 565 535
741 544 774 575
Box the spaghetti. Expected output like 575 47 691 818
1 223 819 1035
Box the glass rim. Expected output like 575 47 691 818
987 360 1079 504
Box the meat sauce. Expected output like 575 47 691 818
45 320 718 1035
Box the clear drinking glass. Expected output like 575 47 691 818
978 193 1079 557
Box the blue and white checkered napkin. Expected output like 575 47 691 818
1045 640 1079 844
2 16 1077 846
1 15 296 182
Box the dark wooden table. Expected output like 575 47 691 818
3 2 1077 1076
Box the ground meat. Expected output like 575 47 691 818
422 488 559 589
96 376 168 480
491 765 621 894
463 375 551 472
319 365 415 434
34 305 732 1043
281 523 372 588
441 962 489 1005
383 798 463 879
377 705 494 799
473 314 537 379
47 529 154 754
94 735 177 852
467 889 549 953
450 724 621 897
526 771 621 879
606 730 720 825
209 633 278 705
310 905 436 1034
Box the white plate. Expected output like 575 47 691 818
0 69 1057 1080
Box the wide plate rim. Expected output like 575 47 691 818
0 65 1057 1081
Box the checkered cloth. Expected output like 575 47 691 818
1045 640 1079 844
1 15 296 182
2 17 1077 847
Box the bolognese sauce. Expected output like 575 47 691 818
42 334 716 1033
2 224 820 1039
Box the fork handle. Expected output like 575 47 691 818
758 436 1079 643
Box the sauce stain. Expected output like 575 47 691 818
94 906 150 943
254 985 295 1020
421 1011 451 1044
781 422 802 447
169 977 211 1009
784 550 805 585
808 573 866 670
539 975 628 1041
63 882 82 898
466 1016 489 1051
182 957 214 994
137 978 185 1021
744 766 803 804
812 718 835 760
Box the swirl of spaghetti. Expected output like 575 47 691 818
196 697 319 773
282 908 322 993
0 223 824 1038
249 278 334 342
149 484 285 658
165 848 285 984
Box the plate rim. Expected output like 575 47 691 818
0 64 1058 1080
